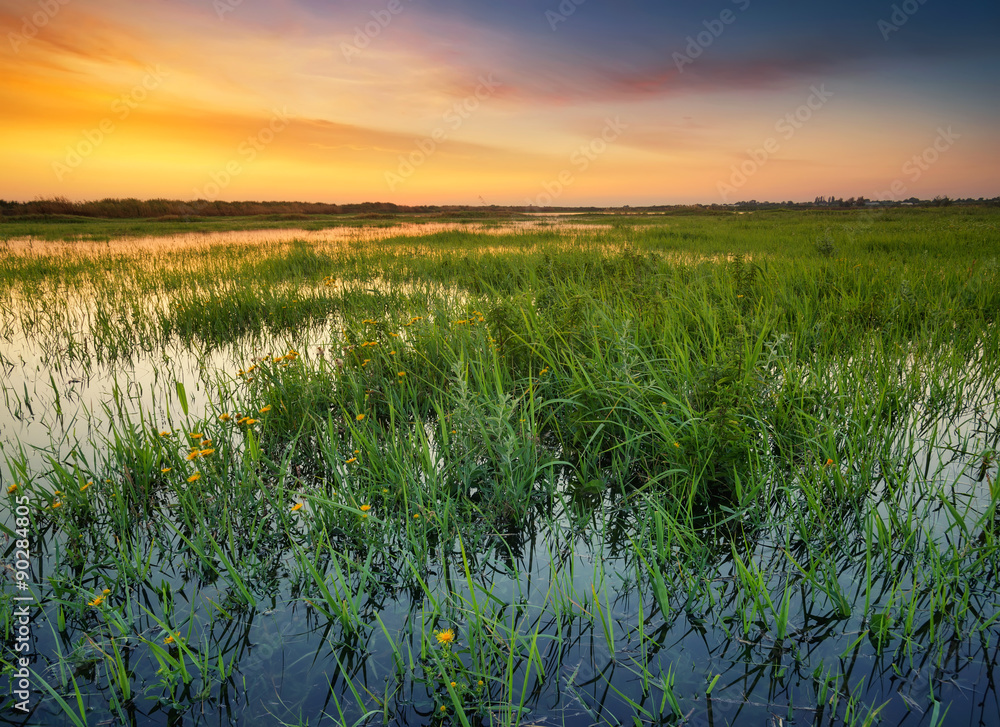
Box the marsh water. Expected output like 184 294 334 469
2 224 999 726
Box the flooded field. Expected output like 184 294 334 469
2 209 999 726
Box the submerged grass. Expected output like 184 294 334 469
2 208 999 725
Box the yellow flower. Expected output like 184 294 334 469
52 501 62 509
102 588 110 594
242 418 258 425
259 405 272 413
291 502 303 512
189 433 203 439
825 458 834 467
87 595 105 607
164 632 180 645
356 413 365 421
360 505 371 512
80 481 92 492
7 484 17 494
435 628 455 644
398 371 406 377
450 681 457 687
413 512 420 519
674 442 680 448
219 413 231 422
199 449 215 457
161 467 172 473
186 451 200 461
440 706 447 713
345 457 357 464
187 473 201 483
159 430 171 437
477 680 484 687
382 488 389 493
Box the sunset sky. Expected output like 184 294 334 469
1 0 998 206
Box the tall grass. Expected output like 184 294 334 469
2 208 998 725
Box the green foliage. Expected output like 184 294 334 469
2 208 999 725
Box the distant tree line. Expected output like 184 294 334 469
1 196 997 220
0 197 466 219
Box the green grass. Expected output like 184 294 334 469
2 207 999 725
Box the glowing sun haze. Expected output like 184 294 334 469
1 0 998 205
